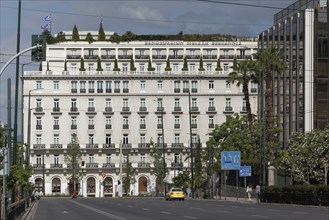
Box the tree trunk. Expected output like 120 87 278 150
264 65 274 160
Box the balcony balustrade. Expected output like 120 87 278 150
157 124 163 129
53 107 60 112
86 163 98 168
50 144 62 149
36 125 42 130
152 55 166 59
139 107 147 112
105 124 112 129
33 164 44 168
203 55 217 59
86 144 98 149
138 143 150 148
103 143 115 148
123 124 129 129
140 124 146 129
174 124 180 129
35 107 43 112
70 107 78 112
174 107 182 111
102 163 115 168
71 89 77 93
66 55 81 59
84 55 98 60
50 164 63 168
88 107 95 112
207 106 216 111
138 162 150 168
71 124 77 129
122 143 132 148
208 124 215 128
168 55 183 59
80 88 86 93
224 106 233 112
135 55 150 59
88 89 95 93
171 143 184 148
53 125 59 130
191 107 199 112
191 124 197 129
88 124 94 129
118 55 133 59
101 55 115 59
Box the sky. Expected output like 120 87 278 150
0 0 297 135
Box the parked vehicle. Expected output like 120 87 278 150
166 188 185 201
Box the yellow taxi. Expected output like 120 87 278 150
166 188 185 201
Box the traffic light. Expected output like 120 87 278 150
31 34 46 61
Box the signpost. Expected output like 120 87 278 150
221 151 241 200
240 166 252 194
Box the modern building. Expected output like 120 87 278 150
23 32 258 197
258 0 328 150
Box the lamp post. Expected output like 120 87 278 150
188 90 194 198
1 126 11 220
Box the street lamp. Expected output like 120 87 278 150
27 88 43 165
188 90 194 198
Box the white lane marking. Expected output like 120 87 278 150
184 216 197 219
142 208 150 211
216 210 232 214
231 206 239 208
127 205 133 208
161 211 171 215
62 211 69 214
268 209 280 212
70 200 126 220
252 214 268 218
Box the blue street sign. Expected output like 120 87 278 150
221 151 241 170
239 166 252 177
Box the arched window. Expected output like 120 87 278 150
87 177 95 194
138 176 148 192
35 178 43 192
52 178 61 193
103 177 113 194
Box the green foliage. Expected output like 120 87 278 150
181 57 188 71
130 58 136 71
65 134 82 190
98 24 106 41
0 125 5 163
42 29 54 44
55 31 66 42
150 142 166 195
72 24 80 41
7 164 32 190
198 57 205 71
232 57 238 71
85 32 94 44
147 58 155 71
96 57 103 71
110 33 121 43
79 58 86 71
215 58 222 71
280 128 329 184
122 155 136 195
165 58 172 71
113 58 120 71
122 31 136 42
173 172 190 188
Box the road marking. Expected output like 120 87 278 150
62 211 69 214
231 206 239 208
268 209 280 212
184 216 197 219
160 211 171 215
142 208 150 211
127 205 133 208
252 214 268 218
70 200 126 220
216 210 232 214
294 211 308 214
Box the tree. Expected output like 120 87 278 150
198 57 205 71
147 58 155 71
113 58 120 71
110 33 121 43
280 128 329 184
72 24 80 41
194 137 206 198
98 23 105 41
65 134 82 193
150 139 166 196
85 32 94 44
122 155 136 195
122 31 136 42
7 164 32 200
64 59 67 71
46 61 50 71
39 62 42 71
255 47 287 160
165 58 172 71
130 58 136 71
228 59 257 157
182 57 188 71
172 172 190 189
96 57 103 71
215 58 222 71
79 58 86 71
55 31 66 42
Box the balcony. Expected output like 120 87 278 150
174 107 182 112
135 55 150 60
191 88 198 93
185 55 201 59
71 124 77 129
50 164 63 168
207 106 216 112
168 55 183 59
35 107 43 113
220 55 235 59
120 107 129 112
105 88 112 93
84 55 98 60
80 88 86 93
71 89 77 93
203 55 217 59
53 125 59 130
157 124 163 129
152 55 166 60
140 124 146 129
86 163 98 168
157 107 164 112
105 124 112 129
154 143 167 148
224 106 233 112
139 107 147 112
208 124 215 129
102 163 115 168
86 144 98 149
118 55 133 59
241 106 247 113
88 124 94 129
114 88 120 93
88 89 95 93
122 88 129 93
103 144 115 148
183 88 189 93
52 107 60 112
174 88 180 93
70 107 78 112
122 143 132 148
36 125 42 130
97 89 103 93
191 107 199 112
138 162 150 168
138 143 150 148
101 55 115 59
123 124 129 129
174 124 180 129
88 107 95 112
236 55 252 60
66 55 81 59
171 143 184 148
171 162 183 168
50 144 62 149
251 88 257 93
33 144 45 149
191 124 197 129
33 164 43 168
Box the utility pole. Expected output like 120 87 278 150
161 109 166 197
188 90 194 198
119 141 122 197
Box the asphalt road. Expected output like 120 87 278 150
27 197 329 220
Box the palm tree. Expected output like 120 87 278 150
229 59 257 157
254 47 287 159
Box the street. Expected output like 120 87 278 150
26 197 329 220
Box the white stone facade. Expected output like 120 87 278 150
23 35 258 197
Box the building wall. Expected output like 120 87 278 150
23 39 258 197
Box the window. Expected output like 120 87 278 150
174 98 180 108
36 81 42 89
106 116 112 126
157 81 163 90
80 81 86 89
140 98 146 108
71 63 77 75
174 81 180 89
36 134 42 144
71 117 77 126
140 81 146 90
209 98 214 107
54 99 59 108
173 64 178 72
206 64 212 72
226 80 231 89
123 98 129 108
192 81 197 89
106 154 111 163
36 99 42 108
140 153 146 163
71 81 77 90
183 81 189 89
123 81 129 92
209 81 214 89
223 64 229 73
89 154 94 163
36 155 42 166
174 134 180 143
157 116 163 126
54 155 59 167
71 99 77 108
192 134 198 144
192 116 197 126
123 116 129 125
88 116 94 126
122 64 128 72
174 116 180 126
123 155 128 163
189 64 195 72
105 81 111 90
53 134 59 144
157 98 163 108
88 99 94 108
114 81 120 89
88 64 94 74
139 64 145 72
88 81 95 90
106 99 111 108
97 81 103 92
140 134 146 144
88 134 94 144
140 116 146 125
54 81 59 90
156 64 161 73
174 153 180 163
122 134 128 144
36 117 42 128
54 117 59 125
157 134 163 144
105 63 111 71
105 135 111 145
209 116 214 127
192 98 197 107
226 98 232 107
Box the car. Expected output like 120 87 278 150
166 188 185 201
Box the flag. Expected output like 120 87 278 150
45 14 51 21
41 23 50 30
41 14 51 31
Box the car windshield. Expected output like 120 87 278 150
171 188 182 192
